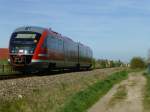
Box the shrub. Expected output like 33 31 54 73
130 57 145 69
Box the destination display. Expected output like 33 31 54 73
15 34 36 39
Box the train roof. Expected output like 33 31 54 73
78 42 91 49
13 26 92 50
14 26 46 34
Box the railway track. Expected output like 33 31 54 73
0 74 30 80
0 69 91 80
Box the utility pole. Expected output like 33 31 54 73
147 49 150 73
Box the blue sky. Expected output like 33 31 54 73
0 0 150 62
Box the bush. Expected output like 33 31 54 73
98 60 107 68
130 57 145 69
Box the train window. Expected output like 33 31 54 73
47 35 63 52
15 34 36 39
57 39 63 52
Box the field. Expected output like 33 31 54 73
0 68 123 112
0 67 149 112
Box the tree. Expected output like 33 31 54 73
130 57 145 69
100 60 107 68
114 60 123 67
109 60 115 68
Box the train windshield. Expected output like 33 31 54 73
9 32 41 54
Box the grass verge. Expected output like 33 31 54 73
61 71 128 112
0 60 8 64
127 68 145 73
143 72 150 112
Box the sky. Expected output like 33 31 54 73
0 0 150 62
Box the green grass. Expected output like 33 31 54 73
0 60 18 74
0 60 8 64
61 71 128 112
127 68 145 73
0 64 16 75
143 72 150 112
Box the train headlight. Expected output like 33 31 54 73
30 50 33 54
34 39 38 43
24 50 28 54
11 50 15 53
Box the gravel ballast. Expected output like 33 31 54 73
0 68 123 101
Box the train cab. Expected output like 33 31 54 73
9 26 48 71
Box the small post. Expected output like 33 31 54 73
2 64 4 73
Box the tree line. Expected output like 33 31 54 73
92 57 147 69
92 59 126 69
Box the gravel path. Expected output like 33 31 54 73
0 68 122 101
88 72 146 112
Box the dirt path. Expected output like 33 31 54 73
88 72 146 112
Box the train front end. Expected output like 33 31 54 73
8 27 46 72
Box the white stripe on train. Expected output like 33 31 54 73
31 59 50 62
38 54 49 57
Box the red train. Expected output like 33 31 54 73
8 26 93 72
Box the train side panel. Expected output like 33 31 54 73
78 43 93 68
63 39 78 68
46 34 65 68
